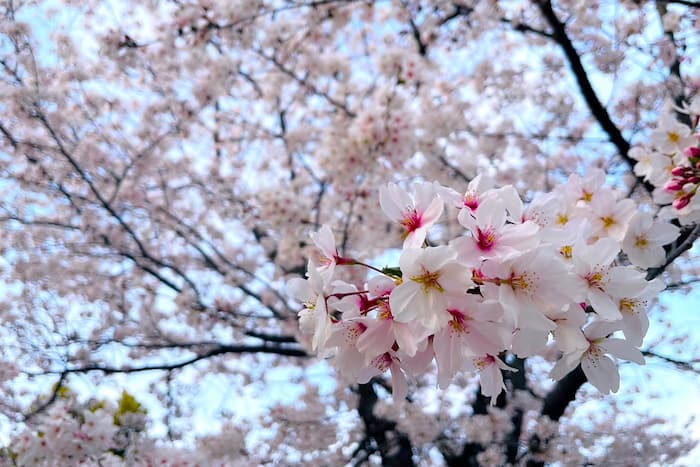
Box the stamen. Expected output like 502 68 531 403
476 227 498 251
448 309 468 333
601 216 616 229
400 209 422 233
411 269 444 293
634 236 648 249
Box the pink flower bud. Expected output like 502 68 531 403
673 194 692 210
665 179 685 191
684 146 700 159
671 166 689 176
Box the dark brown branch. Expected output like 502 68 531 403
0 215 80 231
406 11 428 56
23 372 67 422
657 0 700 7
540 365 586 421
437 153 471 183
526 365 587 467
438 384 491 466
32 344 308 376
504 357 528 464
441 3 551 37
0 121 85 213
159 214 285 318
642 350 700 373
355 380 415 467
666 278 700 290
646 223 700 280
536 0 654 194
244 331 299 343
33 110 205 301
500 17 552 38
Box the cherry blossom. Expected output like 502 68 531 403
622 211 680 268
550 321 644 394
389 245 473 330
287 260 333 351
466 354 515 405
651 113 697 155
309 224 352 280
432 296 510 388
379 182 444 249
572 238 647 321
480 246 585 331
454 196 540 265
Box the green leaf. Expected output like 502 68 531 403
381 266 402 278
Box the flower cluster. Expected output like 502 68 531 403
3 389 251 467
290 173 679 403
631 99 700 222
7 391 148 466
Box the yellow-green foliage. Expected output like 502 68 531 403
113 391 147 426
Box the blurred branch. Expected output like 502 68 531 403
642 350 700 373
31 344 308 376
536 0 654 194
656 0 700 7
0 215 80 230
504 357 528 465
441 3 552 38
666 278 700 290
526 365 587 467
647 223 700 280
23 372 67 422
32 109 209 305
402 0 428 57
655 1 691 126
255 49 356 118
355 380 415 467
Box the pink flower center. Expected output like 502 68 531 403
476 227 498 251
400 209 422 233
508 272 535 294
475 354 495 369
378 301 393 320
346 322 367 341
371 352 393 372
619 298 642 315
464 192 479 211
448 309 469 334
585 269 607 291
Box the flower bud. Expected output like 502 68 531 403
665 179 685 191
670 166 689 176
673 194 692 210
684 146 700 159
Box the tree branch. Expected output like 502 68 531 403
657 0 700 8
32 344 308 376
526 365 587 467
642 350 700 373
536 0 654 194
355 380 415 467
23 372 67 422
646 223 700 280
